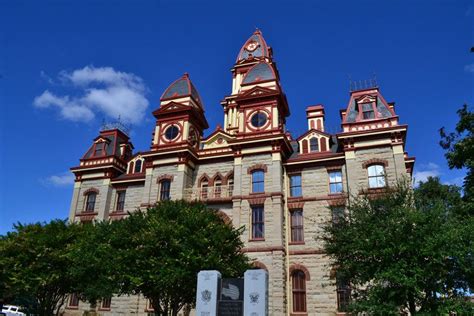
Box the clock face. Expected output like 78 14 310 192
245 41 259 52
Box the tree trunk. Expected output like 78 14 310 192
408 295 416 315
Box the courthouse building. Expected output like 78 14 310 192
66 30 415 315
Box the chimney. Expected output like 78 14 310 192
306 105 325 132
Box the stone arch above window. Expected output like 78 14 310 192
83 188 99 195
289 264 311 281
224 170 234 185
247 164 268 174
251 261 268 272
362 158 389 169
212 172 224 183
198 173 211 185
156 174 174 183
215 210 231 225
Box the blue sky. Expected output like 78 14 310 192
0 0 473 234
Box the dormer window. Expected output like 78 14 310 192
360 103 375 120
309 137 319 152
94 143 105 157
134 160 143 173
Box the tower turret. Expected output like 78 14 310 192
222 29 289 137
151 73 209 150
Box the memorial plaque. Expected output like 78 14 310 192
218 301 243 316
196 270 221 316
244 269 268 316
218 278 243 316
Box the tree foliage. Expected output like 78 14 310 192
323 179 474 315
0 220 81 316
71 200 250 315
440 104 474 202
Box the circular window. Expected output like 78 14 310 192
250 111 268 128
164 125 179 140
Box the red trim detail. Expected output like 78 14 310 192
247 164 268 174
251 261 269 271
156 174 174 183
83 188 99 195
289 264 311 281
362 158 389 168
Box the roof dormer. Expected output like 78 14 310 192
340 87 398 133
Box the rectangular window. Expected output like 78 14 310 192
101 297 111 310
251 206 264 239
116 191 126 211
85 193 96 212
68 293 79 308
94 143 104 156
368 165 386 188
361 103 375 120
160 180 171 201
329 171 343 193
252 170 265 193
337 279 351 312
290 210 304 242
289 175 302 197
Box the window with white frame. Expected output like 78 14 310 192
329 171 343 193
367 164 386 188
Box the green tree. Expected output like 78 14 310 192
76 200 250 316
323 179 474 315
0 220 80 316
440 104 474 202
67 221 121 306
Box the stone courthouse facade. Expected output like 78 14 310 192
66 30 415 315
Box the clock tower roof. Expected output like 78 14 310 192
236 29 271 63
160 73 204 110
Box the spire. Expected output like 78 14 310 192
236 29 271 63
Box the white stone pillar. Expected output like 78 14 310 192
244 269 268 316
196 270 221 316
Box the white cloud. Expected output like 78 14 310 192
464 64 474 73
33 90 95 122
413 162 441 186
34 66 149 124
42 172 75 187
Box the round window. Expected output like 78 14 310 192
250 111 268 128
164 125 179 140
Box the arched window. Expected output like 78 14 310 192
128 161 135 174
214 176 222 198
367 164 386 188
292 270 307 312
159 180 171 201
134 160 143 173
251 170 264 193
201 179 209 199
302 139 308 154
85 192 97 212
309 137 319 152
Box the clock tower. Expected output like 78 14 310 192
221 29 289 137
